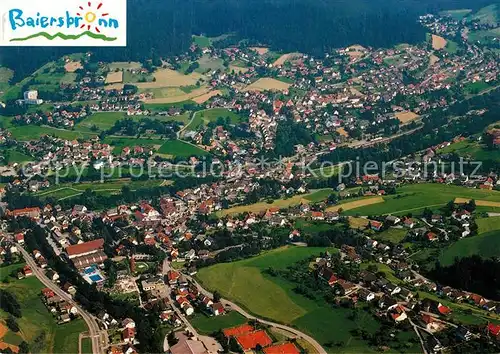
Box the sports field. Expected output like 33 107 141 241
395 111 420 124
431 34 447 50
196 246 388 349
342 184 500 216
0 264 87 353
217 188 334 217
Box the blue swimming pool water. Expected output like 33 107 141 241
89 274 103 282
84 266 97 274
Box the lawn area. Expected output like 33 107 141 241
445 40 459 54
439 229 500 266
35 179 164 200
196 55 225 74
81 337 92 354
302 188 334 202
439 139 500 161
193 35 211 47
158 139 208 158
477 216 500 233
360 262 400 284
196 246 385 350
294 220 341 235
217 189 335 217
467 4 498 25
374 228 408 244
439 9 472 20
183 108 245 133
144 101 197 112
0 148 32 164
190 311 248 334
8 125 95 141
464 81 491 95
0 266 88 353
102 137 165 154
342 183 500 216
76 112 126 131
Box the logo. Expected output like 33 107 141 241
0 0 126 46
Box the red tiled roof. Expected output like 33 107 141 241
264 343 300 354
223 324 254 337
488 323 500 336
66 239 104 257
437 303 451 315
235 330 273 351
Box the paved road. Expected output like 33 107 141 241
184 273 327 354
18 246 104 354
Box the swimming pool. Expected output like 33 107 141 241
84 266 97 275
89 274 103 282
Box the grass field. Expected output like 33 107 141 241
217 189 334 216
327 197 384 213
183 108 245 133
439 216 500 265
464 81 491 95
81 337 92 354
0 265 87 353
108 62 142 71
196 246 389 350
0 68 13 94
76 112 126 131
0 148 33 164
439 9 472 20
467 4 498 25
192 90 222 104
193 35 211 47
8 125 95 141
196 55 225 74
243 78 291 92
439 139 500 161
374 228 408 244
35 179 164 200
102 137 164 153
342 184 500 216
158 139 208 158
190 311 248 334
445 40 460 54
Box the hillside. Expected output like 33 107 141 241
1 0 496 83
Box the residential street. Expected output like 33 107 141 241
17 246 105 354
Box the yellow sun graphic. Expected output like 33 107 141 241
77 2 109 33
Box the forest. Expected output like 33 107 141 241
1 0 496 83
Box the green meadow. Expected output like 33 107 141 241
439 216 500 266
196 246 401 351
183 108 245 133
343 184 500 216
0 264 87 353
158 140 208 158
